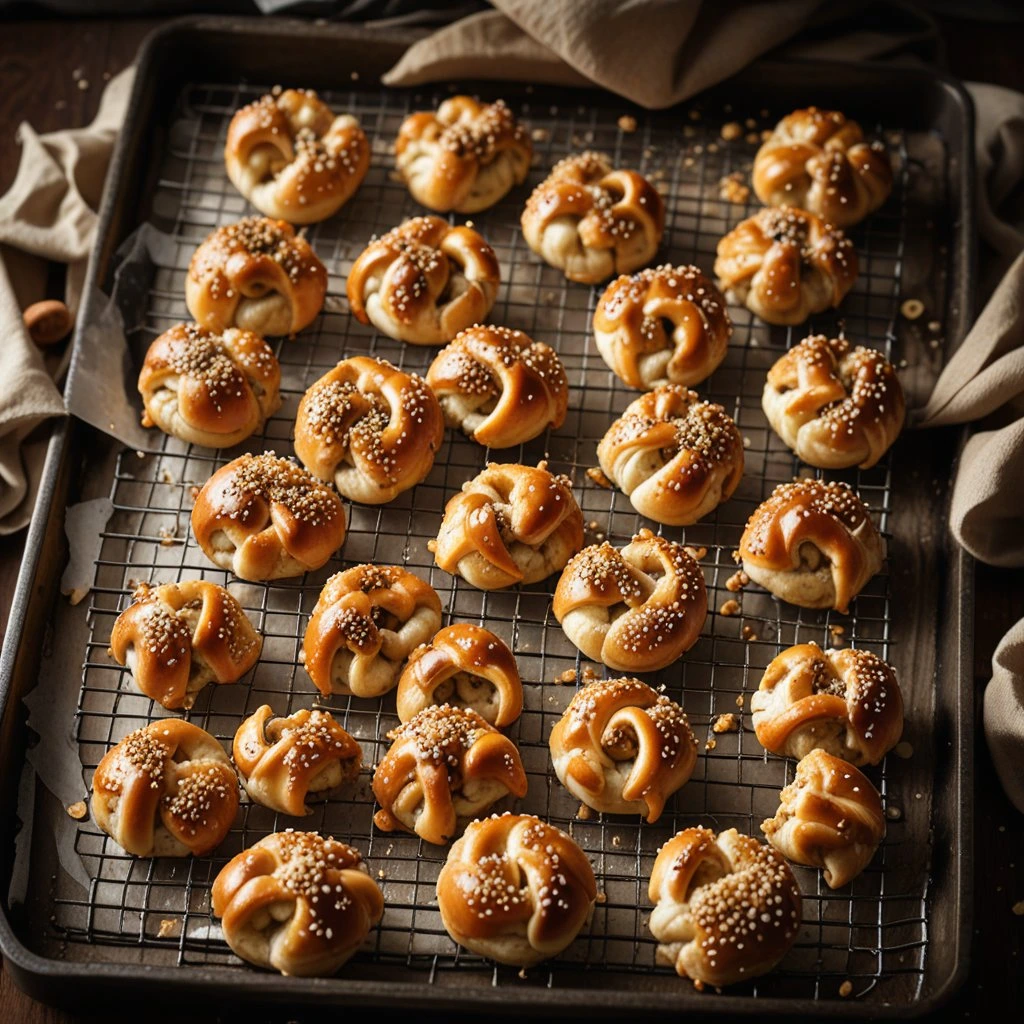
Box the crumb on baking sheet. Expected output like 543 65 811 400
900 298 925 320
582 666 599 684
1013 900 1024 916
886 806 902 821
518 967 528 980
683 545 707 561
158 525 178 547
719 599 740 617
712 713 739 734
556 668 576 684
377 868 386 879
595 891 608 904
693 979 705 992
732 549 741 564
726 570 749 592
189 485 201 500
577 803 594 820
720 121 742 141
618 115 638 133
741 624 758 641
735 694 745 708
704 738 717 751
760 129 772 142
839 980 853 998
746 131 761 144
66 801 87 820
157 918 178 938
718 172 751 204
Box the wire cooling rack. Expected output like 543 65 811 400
53 78 945 1004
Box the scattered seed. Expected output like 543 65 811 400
720 122 742 141
901 299 925 320
66 801 87 820
719 599 740 616
725 570 749 592
712 713 739 733
157 918 177 938
839 980 853 998
618 115 638 133
704 738 717 751
577 803 594 820
684 546 707 561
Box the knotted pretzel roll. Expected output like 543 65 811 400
429 461 584 589
91 720 238 857
396 624 523 728
212 831 384 977
521 152 665 284
753 107 893 228
597 385 743 527
549 678 697 822
553 531 707 672
138 323 281 448
186 216 327 336
110 580 261 710
714 206 857 325
761 748 885 888
346 215 501 345
426 325 568 449
302 564 442 698
739 479 883 613
372 705 527 845
294 356 445 504
191 452 347 581
593 265 732 390
395 96 532 213
762 334 905 470
648 827 802 987
436 813 597 966
225 88 369 224
751 642 903 765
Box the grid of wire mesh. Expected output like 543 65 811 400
50 78 943 1004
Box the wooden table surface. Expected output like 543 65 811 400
0 12 1021 1022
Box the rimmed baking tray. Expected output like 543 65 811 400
0 15 974 1018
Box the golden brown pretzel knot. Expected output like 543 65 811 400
212 831 384 977
110 580 262 710
90 720 239 858
436 813 598 966
371 705 528 846
750 642 904 766
294 355 445 504
225 88 369 224
549 678 697 822
303 564 442 698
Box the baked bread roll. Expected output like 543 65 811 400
110 580 261 710
212 831 383 977
186 216 327 336
233 706 362 817
739 479 883 613
549 678 697 822
751 642 903 765
648 827 802 987
429 461 584 589
395 96 531 213
294 356 444 504
753 107 893 228
761 749 885 888
191 452 346 581
762 334 905 470
91 720 238 857
346 215 500 345
372 705 527 845
553 530 707 672
303 564 442 698
597 385 743 526
593 265 731 389
436 813 597 966
426 325 568 449
225 88 369 224
138 323 281 448
714 206 857 325
396 623 523 727
521 152 665 284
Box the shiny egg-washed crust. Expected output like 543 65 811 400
429 462 584 590
186 216 327 336
752 107 893 228
597 384 743 527
138 323 281 448
739 478 883 613
426 325 568 449
211 831 383 977
521 152 665 284
233 706 362 817
371 705 528 846
751 642 904 766
346 215 501 345
593 265 732 390
762 748 885 889
110 580 262 710
303 564 442 699
190 452 347 581
395 96 532 213
549 678 697 823
714 206 858 325
553 530 707 673
396 623 523 728
294 356 445 505
762 334 905 470
648 826 802 987
91 720 239 858
436 813 597 966
225 89 369 224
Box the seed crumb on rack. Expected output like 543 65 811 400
718 172 750 204
611 835 622 848
704 738 717 752
731 549 741 564
377 868 386 879
531 127 549 142
577 803 594 820
189 485 201 500
157 918 178 938
719 599 740 617
760 129 772 142
582 666 599 684
886 806 902 821
617 115 638 133
735 694 745 708
894 741 914 759
158 525 178 547
595 891 608 904
1013 901 1024 916
518 968 528 980
741 624 758 641
712 713 739 734
692 979 705 992
839 980 853 998
927 320 942 332
745 131 761 145
720 122 742 141
66 801 87 820
682 545 707 561
159 469 175 485
556 668 576 684
725 570 749 592
900 298 925 320
586 467 613 489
